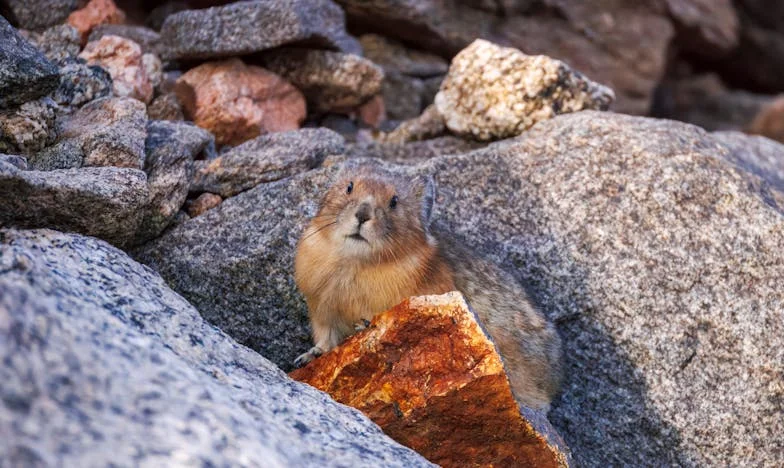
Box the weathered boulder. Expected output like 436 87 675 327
0 165 148 247
0 154 28 169
147 93 184 121
0 98 57 155
2 0 81 31
359 34 448 78
0 16 60 109
51 59 114 108
175 59 306 146
79 35 157 103
185 192 222 217
88 24 163 55
0 229 433 467
190 128 344 198
22 24 81 65
434 39 614 141
67 0 126 44
259 49 383 113
344 136 483 165
160 0 361 61
136 112 784 466
711 130 784 195
292 292 571 467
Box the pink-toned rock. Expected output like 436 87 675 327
67 0 126 45
358 95 386 128
79 35 157 104
175 59 306 146
185 193 223 217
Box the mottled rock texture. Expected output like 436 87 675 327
711 130 784 195
137 112 784 466
344 136 483 165
2 0 81 30
79 35 157 103
175 59 306 146
147 93 184 121
160 0 361 61
51 59 113 108
191 128 344 198
434 39 614 141
22 24 81 64
0 165 148 247
377 104 445 143
260 49 383 113
0 229 433 467
88 24 162 55
67 0 126 44
0 98 57 155
0 154 28 169
185 192 222 217
292 292 570 468
0 16 60 108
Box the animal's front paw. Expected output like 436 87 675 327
354 319 371 332
294 346 324 368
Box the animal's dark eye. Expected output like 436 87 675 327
389 195 398 209
346 181 353 194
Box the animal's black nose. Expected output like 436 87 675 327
355 203 372 225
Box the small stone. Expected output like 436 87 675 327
291 292 571 467
147 93 184 121
377 104 446 143
359 34 448 78
434 39 615 141
79 35 155 104
67 0 127 44
185 192 222 217
0 16 60 109
2 0 81 31
51 59 113 108
0 154 29 170
0 98 57 155
159 0 360 61
23 24 81 65
358 95 386 128
88 24 162 55
142 53 163 90
175 58 306 146
259 49 383 113
190 128 344 198
382 72 425 120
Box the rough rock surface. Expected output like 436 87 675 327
67 0 126 44
434 39 615 141
377 104 445 143
175 59 306 146
22 24 81 64
137 120 214 243
0 98 57 155
2 0 81 31
137 112 784 466
711 130 784 195
35 96 148 170
160 0 361 61
381 72 426 121
79 35 156 103
0 16 60 109
51 59 113 108
292 292 571 468
88 24 162 55
359 34 448 78
147 92 184 121
260 49 383 113
344 136 483 165
0 154 28 169
0 165 148 247
0 229 434 467
191 128 344 198
186 192 222 217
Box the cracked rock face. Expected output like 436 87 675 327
0 228 433 467
434 39 615 141
0 16 60 109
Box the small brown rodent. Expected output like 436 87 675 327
294 168 562 408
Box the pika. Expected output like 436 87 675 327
294 168 562 408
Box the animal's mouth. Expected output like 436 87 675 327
347 232 367 242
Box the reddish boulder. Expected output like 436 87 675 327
175 59 306 146
67 0 126 44
79 35 157 103
291 292 570 468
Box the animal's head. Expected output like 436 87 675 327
303 168 436 262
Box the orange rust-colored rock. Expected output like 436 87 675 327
175 59 306 146
291 292 571 468
185 193 222 217
747 95 784 144
79 35 156 104
67 0 126 45
358 94 386 128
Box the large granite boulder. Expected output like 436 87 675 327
0 228 432 467
0 16 60 108
136 111 784 466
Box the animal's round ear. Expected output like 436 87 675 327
412 174 436 228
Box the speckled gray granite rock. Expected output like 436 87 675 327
30 97 147 170
2 0 80 30
22 24 81 64
0 229 433 468
160 0 361 61
51 60 113 108
0 154 28 169
435 39 615 141
711 130 784 194
259 49 383 113
137 112 783 466
0 165 148 247
190 128 345 198
343 136 484 165
0 16 60 108
0 97 57 155
137 120 214 243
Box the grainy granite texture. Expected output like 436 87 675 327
137 112 783 466
0 228 433 467
711 130 784 195
0 154 28 169
434 39 615 141
51 59 113 109
160 0 361 61
2 0 81 30
0 16 60 108
22 24 81 64
0 98 57 155
88 24 162 55
190 128 344 198
377 104 446 143
260 48 383 113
